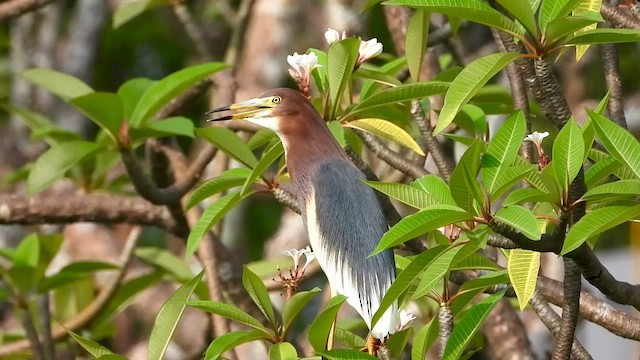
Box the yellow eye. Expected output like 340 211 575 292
271 96 282 104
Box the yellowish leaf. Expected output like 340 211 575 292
345 118 425 156
574 0 602 60
508 249 540 310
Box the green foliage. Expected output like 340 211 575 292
308 296 348 351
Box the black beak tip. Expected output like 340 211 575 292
204 105 231 115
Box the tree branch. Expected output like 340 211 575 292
552 259 581 360
530 291 593 360
0 0 57 21
601 40 628 128
356 130 428 180
601 2 640 29
412 101 454 182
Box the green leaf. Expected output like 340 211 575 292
204 330 268 360
353 66 403 87
435 52 519 134
242 266 277 328
248 128 277 150
345 82 449 118
57 261 118 274
21 68 93 100
458 270 510 293
552 118 584 192
241 141 284 196
384 0 524 38
492 164 538 201
581 179 640 203
316 349 378 360
411 318 439 360
148 270 204 360
565 28 640 45
112 0 166 28
145 117 195 138
130 63 227 127
69 92 123 142
135 247 193 281
538 0 583 32
508 249 540 310
573 1 603 60
450 139 485 213
493 205 541 240
589 111 640 179
406 9 430 81
187 300 268 332
309 295 348 352
544 12 602 45
412 245 464 299
411 175 457 205
68 329 117 357
371 245 451 327
365 181 439 209
327 38 360 119
27 141 102 195
13 233 40 267
482 111 526 194
346 118 424 155
585 156 621 188
503 187 558 206
372 205 471 254
282 288 322 332
495 0 538 37
441 290 506 360
187 168 252 209
334 327 366 348
562 204 640 254
197 127 259 168
269 342 298 360
186 191 246 256
118 78 156 120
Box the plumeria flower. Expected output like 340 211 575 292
287 52 320 97
397 309 416 331
357 38 383 65
324 28 347 45
279 246 317 298
283 246 316 273
299 246 316 272
524 131 550 168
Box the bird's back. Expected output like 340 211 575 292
301 158 398 339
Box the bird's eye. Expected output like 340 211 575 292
271 96 282 104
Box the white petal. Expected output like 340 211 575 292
283 248 302 267
325 28 341 45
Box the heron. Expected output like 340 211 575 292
206 88 398 354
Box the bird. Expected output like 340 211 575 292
206 88 398 352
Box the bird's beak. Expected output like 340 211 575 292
205 97 275 121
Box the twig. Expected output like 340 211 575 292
224 0 256 66
552 259 581 360
356 130 428 180
601 2 640 29
0 0 57 21
411 101 453 181
170 0 213 60
156 78 213 119
16 297 44 360
0 193 184 236
0 227 142 357
38 294 55 360
601 40 628 128
530 291 593 360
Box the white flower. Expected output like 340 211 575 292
325 28 347 45
287 52 321 82
524 131 549 145
300 246 316 272
283 246 316 272
357 38 383 65
397 309 416 331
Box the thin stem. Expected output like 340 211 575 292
412 101 453 182
38 294 55 360
356 130 428 179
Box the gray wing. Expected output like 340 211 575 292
311 158 398 337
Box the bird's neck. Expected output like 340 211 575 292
280 125 348 208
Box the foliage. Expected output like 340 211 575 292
1 0 640 359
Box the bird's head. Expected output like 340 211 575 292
206 88 316 135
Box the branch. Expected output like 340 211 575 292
411 101 454 182
601 2 640 29
601 40 628 128
0 227 142 357
552 259 581 360
0 0 57 21
482 299 536 360
170 0 213 60
356 130 428 180
538 276 640 340
0 193 185 236
530 291 593 360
